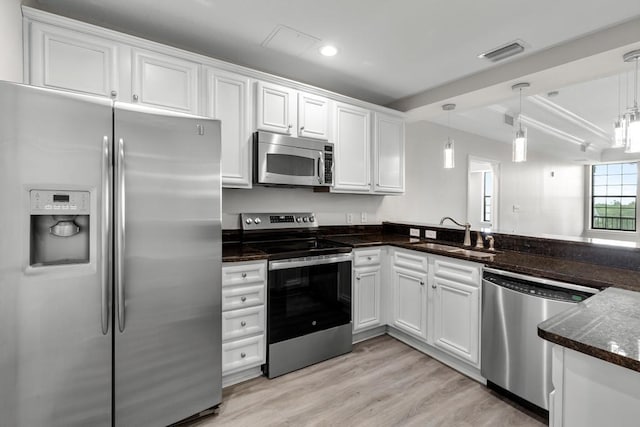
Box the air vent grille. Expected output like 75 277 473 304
504 114 514 126
479 41 525 62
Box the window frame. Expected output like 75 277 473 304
482 171 492 223
590 162 637 233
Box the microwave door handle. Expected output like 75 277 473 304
318 152 324 185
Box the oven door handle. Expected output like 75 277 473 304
317 152 324 185
269 253 352 271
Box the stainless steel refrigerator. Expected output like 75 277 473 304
0 81 222 427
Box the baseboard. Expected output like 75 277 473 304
386 327 486 385
353 325 387 344
222 366 263 388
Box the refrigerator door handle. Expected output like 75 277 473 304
115 137 126 333
101 136 111 335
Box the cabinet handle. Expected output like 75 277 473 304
241 272 247 278
240 352 246 358
420 281 425 286
240 296 247 302
132 94 139 101
367 256 372 261
356 276 361 280
110 90 117 98
300 126 305 131
432 284 437 289
240 321 247 327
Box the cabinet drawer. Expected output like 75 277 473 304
433 258 481 286
222 284 265 311
353 248 382 267
393 248 428 272
222 334 265 374
222 261 266 287
222 305 265 341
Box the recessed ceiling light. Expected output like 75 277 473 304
320 45 338 57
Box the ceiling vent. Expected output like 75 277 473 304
504 113 514 127
261 25 320 57
478 41 526 62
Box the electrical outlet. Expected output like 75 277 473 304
424 230 437 239
409 228 420 237
346 213 353 224
361 212 367 223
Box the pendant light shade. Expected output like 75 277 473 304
623 50 640 153
512 83 530 163
442 103 456 169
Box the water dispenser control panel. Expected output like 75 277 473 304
30 190 90 215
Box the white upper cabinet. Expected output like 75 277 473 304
205 67 252 188
27 22 119 98
255 81 297 135
297 92 330 140
332 102 371 192
131 48 200 114
373 113 405 194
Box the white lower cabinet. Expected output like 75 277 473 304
353 248 382 332
221 260 267 379
391 249 428 340
429 256 481 367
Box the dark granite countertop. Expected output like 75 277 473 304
222 243 268 262
538 287 640 372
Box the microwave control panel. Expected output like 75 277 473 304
30 190 90 215
324 145 333 184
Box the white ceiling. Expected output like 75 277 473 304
32 0 640 106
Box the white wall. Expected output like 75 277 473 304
380 121 586 237
0 0 25 82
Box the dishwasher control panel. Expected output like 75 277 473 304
483 272 593 302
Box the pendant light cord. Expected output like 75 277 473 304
634 57 639 109
519 88 523 131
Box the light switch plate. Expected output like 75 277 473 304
424 230 437 239
409 228 420 237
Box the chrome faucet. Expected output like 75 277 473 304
439 216 472 246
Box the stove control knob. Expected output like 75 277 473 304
245 218 253 224
296 217 302 223
254 217 261 224
309 216 315 222
303 217 308 223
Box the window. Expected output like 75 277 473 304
482 171 492 223
591 162 637 231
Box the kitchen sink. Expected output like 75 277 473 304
411 242 495 258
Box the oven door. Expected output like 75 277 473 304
267 254 352 344
257 140 326 186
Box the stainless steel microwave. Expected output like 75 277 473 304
253 131 334 187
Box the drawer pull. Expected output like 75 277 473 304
367 256 372 260
240 296 247 302
240 321 247 327
241 272 247 278
240 352 246 358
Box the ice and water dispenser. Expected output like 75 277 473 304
29 189 90 266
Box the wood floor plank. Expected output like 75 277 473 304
187 335 547 427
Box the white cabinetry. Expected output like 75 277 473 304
332 102 371 192
373 113 405 194
221 261 267 382
429 257 481 367
391 248 428 340
27 22 119 98
352 248 383 332
204 67 252 188
131 48 200 114
255 81 330 140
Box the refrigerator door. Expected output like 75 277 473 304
113 103 222 427
0 82 112 426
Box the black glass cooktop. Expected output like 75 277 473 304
249 238 352 258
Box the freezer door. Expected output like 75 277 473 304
113 103 221 427
0 82 113 426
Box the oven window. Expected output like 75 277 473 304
268 261 351 344
266 153 315 177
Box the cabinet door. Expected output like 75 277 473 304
431 276 480 365
373 113 405 194
131 49 200 114
205 67 252 188
332 102 371 192
298 92 329 140
392 266 427 340
353 265 381 332
255 81 296 135
29 22 119 98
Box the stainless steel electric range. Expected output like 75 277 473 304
241 212 353 378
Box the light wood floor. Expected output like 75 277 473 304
189 335 547 427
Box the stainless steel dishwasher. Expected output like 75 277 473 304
481 267 598 410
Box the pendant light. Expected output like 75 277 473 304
512 82 529 162
442 103 456 169
623 50 640 153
